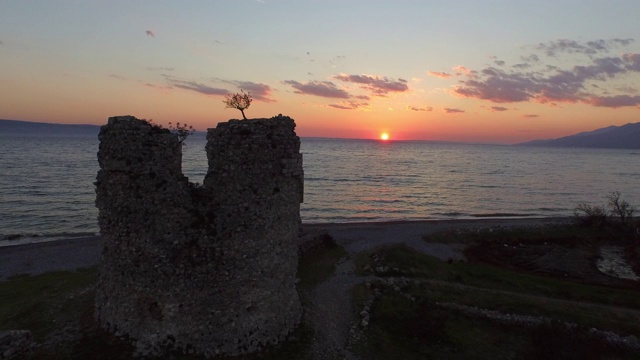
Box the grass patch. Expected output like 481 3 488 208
0 265 319 359
356 221 640 358
357 244 640 309
0 267 98 341
297 239 348 291
357 275 640 359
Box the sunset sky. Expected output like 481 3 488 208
1 1 639 143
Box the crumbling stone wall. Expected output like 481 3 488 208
94 115 303 357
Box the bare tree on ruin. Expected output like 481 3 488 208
223 90 252 120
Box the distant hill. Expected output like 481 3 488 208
0 119 100 136
518 122 640 149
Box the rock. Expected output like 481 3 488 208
0 330 33 360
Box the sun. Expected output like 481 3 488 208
380 132 390 141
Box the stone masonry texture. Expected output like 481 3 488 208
94 115 303 357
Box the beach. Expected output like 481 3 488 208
0 217 572 280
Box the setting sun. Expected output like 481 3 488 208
380 133 390 141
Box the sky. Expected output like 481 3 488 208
1 1 640 143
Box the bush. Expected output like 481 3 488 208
574 203 608 227
607 191 635 225
575 192 636 227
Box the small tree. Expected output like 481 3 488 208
223 90 252 120
607 191 635 225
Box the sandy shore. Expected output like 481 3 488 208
0 217 572 280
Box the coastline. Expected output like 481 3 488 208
0 217 574 280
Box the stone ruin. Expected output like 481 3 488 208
94 115 303 357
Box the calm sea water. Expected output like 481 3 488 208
1 131 639 239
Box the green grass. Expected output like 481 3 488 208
0 267 98 341
0 252 340 360
353 241 640 360
356 244 640 309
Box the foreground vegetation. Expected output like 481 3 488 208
2 220 640 359
351 221 640 359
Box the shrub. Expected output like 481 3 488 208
607 191 635 225
167 122 194 145
574 203 608 227
575 192 636 228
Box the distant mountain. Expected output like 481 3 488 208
518 122 640 149
0 119 100 136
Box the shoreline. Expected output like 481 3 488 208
0 217 574 280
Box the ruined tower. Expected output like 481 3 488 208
94 115 303 357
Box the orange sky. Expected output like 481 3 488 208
1 2 639 144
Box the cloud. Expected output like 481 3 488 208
407 106 433 112
521 54 540 62
145 30 155 38
452 38 640 108
444 108 465 114
283 80 350 98
231 81 276 102
535 38 633 56
109 74 126 80
328 101 368 110
586 95 640 108
490 106 509 111
494 60 505 66
147 66 174 72
427 71 451 79
452 65 474 76
0 40 3 45
166 77 228 96
333 73 408 96
523 114 539 118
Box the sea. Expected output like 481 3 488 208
1 129 639 245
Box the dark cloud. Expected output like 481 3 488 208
427 71 452 78
166 77 228 96
623 53 640 71
490 106 509 111
283 80 350 98
328 101 368 110
145 30 155 38
453 38 640 108
521 54 540 62
523 114 539 118
333 74 408 96
454 68 534 102
407 106 433 112
535 38 633 57
587 95 640 108
233 81 276 102
494 60 505 66
444 108 465 114
210 78 276 102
